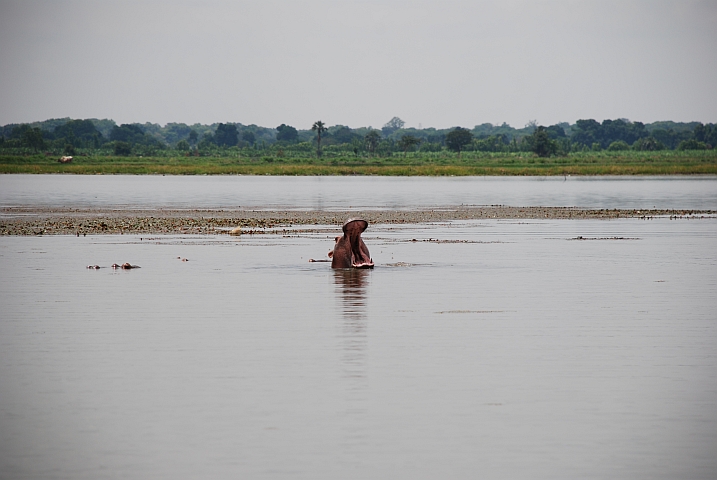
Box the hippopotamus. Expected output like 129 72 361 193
329 218 374 269
86 263 140 269
112 263 140 269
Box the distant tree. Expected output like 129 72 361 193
276 124 299 143
109 124 164 149
241 130 256 146
382 117 405 136
330 126 358 145
364 130 381 156
176 139 190 151
10 124 35 139
398 134 421 155
163 123 192 145
311 120 328 157
445 127 473 155
88 119 116 139
384 117 405 129
50 119 104 149
198 132 215 150
706 125 717 148
525 119 539 131
350 138 363 156
474 134 508 152
650 128 685 149
188 129 199 146
602 119 647 146
215 123 239 147
21 127 45 152
545 124 566 139
110 124 145 143
693 123 708 143
693 123 717 148
54 120 103 145
530 126 558 157
571 119 601 148
571 118 647 149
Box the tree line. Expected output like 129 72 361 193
1 116 715 158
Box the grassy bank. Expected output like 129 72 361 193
1 150 716 175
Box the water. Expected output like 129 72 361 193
1 174 716 210
1 217 716 479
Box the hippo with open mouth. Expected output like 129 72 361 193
329 218 374 269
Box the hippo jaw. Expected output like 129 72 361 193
331 219 374 269
346 219 374 268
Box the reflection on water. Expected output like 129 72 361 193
333 269 371 458
333 269 370 379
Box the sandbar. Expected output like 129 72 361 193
1 206 713 236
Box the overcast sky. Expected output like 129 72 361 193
1 0 715 130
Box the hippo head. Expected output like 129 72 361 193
329 218 374 269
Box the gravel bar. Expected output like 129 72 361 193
1 206 714 236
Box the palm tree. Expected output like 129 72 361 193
311 120 328 157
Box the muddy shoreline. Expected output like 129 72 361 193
1 206 714 236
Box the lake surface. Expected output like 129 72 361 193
1 217 716 479
1 174 716 210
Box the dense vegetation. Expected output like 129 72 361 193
1 116 715 159
1 116 715 175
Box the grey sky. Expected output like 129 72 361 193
1 0 715 129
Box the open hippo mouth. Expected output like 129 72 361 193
330 218 374 269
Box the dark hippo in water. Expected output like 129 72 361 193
112 263 141 269
329 218 374 269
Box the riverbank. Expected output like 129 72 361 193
1 150 716 175
1 206 713 236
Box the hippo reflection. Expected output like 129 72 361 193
329 218 374 269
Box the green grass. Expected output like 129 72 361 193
1 150 716 175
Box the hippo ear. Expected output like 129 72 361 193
328 250 334 258
335 236 341 243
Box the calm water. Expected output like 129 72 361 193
1 174 716 210
1 218 716 479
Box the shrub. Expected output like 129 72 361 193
633 137 665 151
113 141 132 156
678 139 708 151
607 140 630 151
